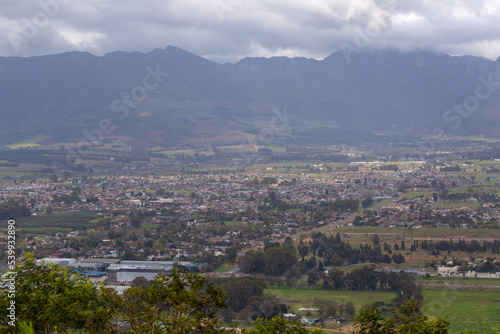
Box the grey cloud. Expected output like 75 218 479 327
0 0 498 62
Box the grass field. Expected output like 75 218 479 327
423 288 500 333
140 222 158 229
402 190 433 199
221 221 248 227
266 287 396 312
437 201 482 209
418 276 500 287
213 265 235 273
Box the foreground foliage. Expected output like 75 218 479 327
0 254 232 333
242 317 323 334
2 255 499 333
353 299 500 334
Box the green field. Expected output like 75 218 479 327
437 201 482 209
221 221 248 227
423 288 500 333
213 265 235 273
140 222 158 229
266 287 395 312
402 190 433 199
418 276 500 287
15 211 105 233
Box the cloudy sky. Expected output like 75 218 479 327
1 0 499 63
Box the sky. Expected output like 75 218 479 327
0 0 499 63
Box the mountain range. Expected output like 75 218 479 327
1 46 499 149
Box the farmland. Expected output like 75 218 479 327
423 287 500 333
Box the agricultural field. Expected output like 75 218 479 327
329 226 500 240
266 286 395 312
5 134 48 149
16 211 107 234
423 287 500 333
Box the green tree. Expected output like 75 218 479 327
238 250 266 274
362 197 374 208
131 276 152 289
352 299 449 334
0 253 119 333
283 263 304 288
264 246 297 275
243 317 323 334
122 268 235 334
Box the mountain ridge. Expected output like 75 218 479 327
0 46 499 148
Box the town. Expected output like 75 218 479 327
2 158 500 331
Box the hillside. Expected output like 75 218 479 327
1 46 499 148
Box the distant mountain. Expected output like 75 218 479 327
1 46 499 148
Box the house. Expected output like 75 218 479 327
437 266 460 276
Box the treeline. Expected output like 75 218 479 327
308 265 423 307
421 238 500 254
439 191 500 202
439 165 461 172
239 233 406 277
209 276 290 323
238 246 297 275
308 233 405 266
462 146 500 160
380 164 398 171
0 200 31 220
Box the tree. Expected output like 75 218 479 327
283 263 304 288
248 294 287 320
307 272 321 288
298 245 309 258
1 254 237 334
243 317 323 334
221 277 266 313
122 268 235 334
238 250 266 274
264 246 297 276
352 299 449 334
362 197 374 208
131 276 152 289
0 200 31 220
312 298 334 325
0 253 119 333
344 301 356 319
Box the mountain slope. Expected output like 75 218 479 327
0 47 499 147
